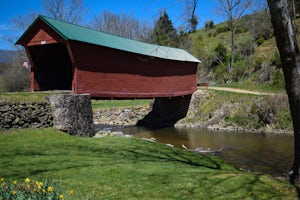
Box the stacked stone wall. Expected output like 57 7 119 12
0 102 53 130
0 94 95 137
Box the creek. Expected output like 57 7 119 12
98 125 294 177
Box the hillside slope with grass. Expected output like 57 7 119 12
177 89 292 134
0 128 298 199
190 13 300 91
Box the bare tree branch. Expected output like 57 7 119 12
42 0 85 24
217 0 252 73
90 11 153 42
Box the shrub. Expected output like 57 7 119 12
271 51 282 68
204 20 214 30
0 177 74 200
239 38 255 57
271 69 285 90
232 59 247 82
214 26 230 36
215 43 227 62
256 37 265 46
214 65 229 84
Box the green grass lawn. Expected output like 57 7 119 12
92 99 151 109
0 128 297 199
0 91 151 110
0 92 70 103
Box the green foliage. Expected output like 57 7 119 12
0 55 30 92
204 20 214 30
214 26 230 36
271 69 285 90
215 43 227 62
214 65 229 84
256 37 265 46
250 95 291 130
152 11 177 47
232 59 248 82
0 128 297 199
189 15 198 33
238 37 255 57
271 51 282 67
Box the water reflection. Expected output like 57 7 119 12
105 126 294 176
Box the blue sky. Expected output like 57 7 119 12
0 0 222 50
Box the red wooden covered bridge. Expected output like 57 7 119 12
16 16 200 99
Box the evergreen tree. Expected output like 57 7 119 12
152 11 178 47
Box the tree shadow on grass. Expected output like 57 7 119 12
1 136 297 199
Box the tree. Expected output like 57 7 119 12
42 0 85 24
90 11 152 42
182 0 199 32
11 0 85 48
267 0 300 185
217 0 252 72
152 11 178 47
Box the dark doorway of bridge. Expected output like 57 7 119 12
29 43 73 91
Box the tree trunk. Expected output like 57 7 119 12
267 0 300 185
230 27 235 73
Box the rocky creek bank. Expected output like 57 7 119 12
94 90 293 134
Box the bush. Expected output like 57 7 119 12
256 37 265 46
232 60 247 82
271 69 285 89
271 51 282 68
239 38 255 57
214 26 230 36
215 43 227 62
214 65 229 84
204 20 214 30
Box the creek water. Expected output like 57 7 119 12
98 125 294 177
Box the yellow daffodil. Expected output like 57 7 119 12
35 181 43 190
11 190 16 195
13 180 17 185
24 177 30 183
69 189 74 195
47 186 54 192
59 194 64 199
0 178 4 182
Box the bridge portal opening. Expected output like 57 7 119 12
28 43 73 91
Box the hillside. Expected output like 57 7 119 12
188 13 300 90
0 50 16 63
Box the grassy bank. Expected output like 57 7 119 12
91 99 150 109
180 89 292 133
0 128 297 199
0 91 151 110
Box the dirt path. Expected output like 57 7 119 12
202 86 284 96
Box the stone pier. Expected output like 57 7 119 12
46 94 95 137
136 95 191 129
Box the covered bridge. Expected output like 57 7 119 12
16 16 200 99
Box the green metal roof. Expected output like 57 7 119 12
18 16 200 63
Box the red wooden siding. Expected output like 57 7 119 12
17 19 65 46
17 17 199 99
68 41 197 98
28 29 58 46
